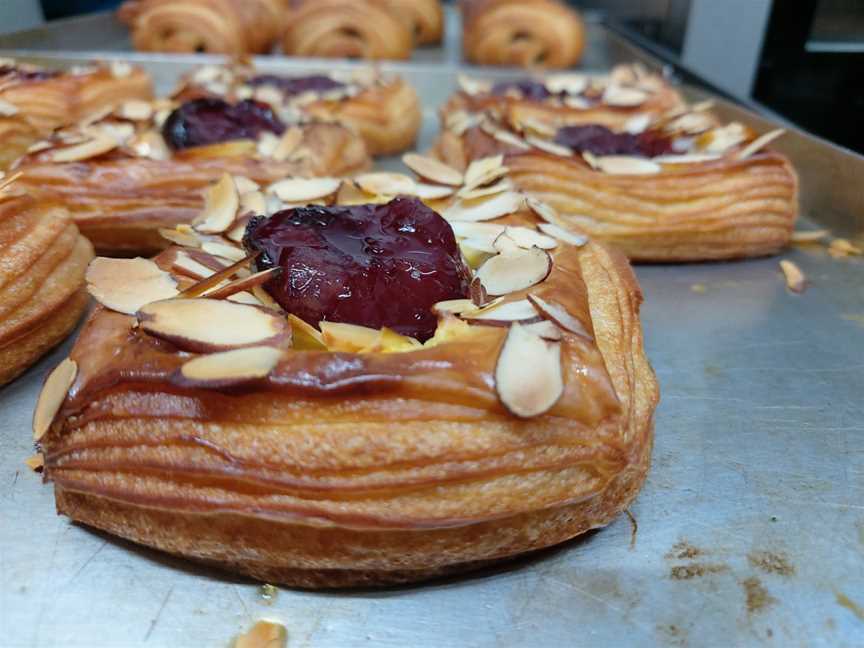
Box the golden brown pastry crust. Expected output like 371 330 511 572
281 0 414 60
461 0 585 68
0 195 93 385
384 0 444 45
119 0 287 55
14 123 370 255
38 187 658 586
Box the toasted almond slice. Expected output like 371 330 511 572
463 155 507 189
523 319 563 341
458 75 491 96
32 358 77 441
173 251 219 280
202 268 280 300
563 96 591 110
665 111 715 135
179 253 256 297
591 155 661 175
432 299 477 315
736 129 785 160
319 321 380 353
139 299 289 352
526 136 573 157
654 153 722 164
201 240 246 262
446 110 481 136
700 122 748 154
109 61 132 78
194 173 239 234
48 135 117 163
495 322 563 418
499 226 557 250
457 178 512 200
517 116 557 138
180 346 283 386
450 221 507 240
402 153 463 186
828 238 863 257
87 257 178 314
240 190 267 216
24 453 44 471
536 222 589 247
361 327 423 353
779 260 807 293
116 99 153 121
462 298 538 322
227 291 261 305
444 191 524 222
476 247 552 296
233 175 260 194
524 196 561 224
233 620 288 648
129 130 170 160
0 98 19 116
545 73 587 96
603 85 648 107
491 128 531 150
415 183 456 200
272 126 304 162
624 114 651 134
252 285 282 312
227 214 253 242
268 177 341 202
790 229 830 244
527 294 592 338
460 239 496 268
354 172 416 196
287 314 326 350
257 132 280 157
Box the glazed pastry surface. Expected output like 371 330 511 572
461 0 585 68
385 0 444 45
0 194 93 385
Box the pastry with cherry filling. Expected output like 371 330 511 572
34 158 658 588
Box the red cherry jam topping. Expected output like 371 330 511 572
491 79 553 101
554 124 674 157
244 197 471 341
248 74 345 97
162 98 285 150
0 65 61 83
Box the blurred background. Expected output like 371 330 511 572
0 0 862 153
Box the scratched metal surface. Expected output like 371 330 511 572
1 29 864 648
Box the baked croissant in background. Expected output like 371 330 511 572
461 0 585 68
384 0 444 45
281 0 414 60
118 0 287 55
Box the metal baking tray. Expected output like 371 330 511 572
1 21 863 648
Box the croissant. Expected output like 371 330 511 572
119 0 287 55
176 65 421 156
461 0 585 68
35 163 658 588
281 0 414 60
0 192 93 386
384 0 444 45
434 109 798 262
13 98 370 255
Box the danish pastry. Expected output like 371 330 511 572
118 0 287 55
35 160 658 588
0 60 153 169
281 0 414 60
434 103 798 262
461 0 585 69
12 95 370 255
385 0 444 45
0 187 93 386
175 64 421 156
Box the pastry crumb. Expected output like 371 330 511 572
690 283 707 294
790 229 829 244
779 260 807 293
828 238 863 258
24 454 44 472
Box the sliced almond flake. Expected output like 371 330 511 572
354 172 416 197
526 136 573 157
537 222 589 247
779 260 807 293
32 358 77 441
257 132 280 157
87 122 136 145
523 319 563 341
272 127 304 162
319 321 380 353
457 75 491 96
491 128 531 150
233 175 259 194
253 85 284 107
268 177 341 202
700 122 748 154
202 267 279 300
0 98 19 116
525 196 564 227
499 226 557 250
603 85 648 107
563 96 591 110
446 110 481 136
451 221 507 240
139 298 288 353
87 257 178 314
828 238 863 257
461 236 497 254
476 247 552 296
252 285 282 311
116 99 153 121
129 130 170 160
432 299 477 316
444 191 524 222
48 135 117 163
691 99 715 113
495 322 563 418
227 291 261 306
191 64 224 84
591 155 661 175
239 190 267 217
527 294 592 338
180 346 283 385
463 155 507 189
201 240 246 262
109 61 132 78
462 298 538 322
179 253 255 297
624 114 651 135
287 314 326 350
654 153 722 164
0 171 21 195
159 228 201 248
415 183 456 200
666 111 714 135
457 178 513 200
193 173 239 234
173 251 218 280
517 116 557 138
791 229 829 244
27 141 53 154
402 153 463 186
736 128 786 160
544 73 588 96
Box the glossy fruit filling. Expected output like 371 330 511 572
162 98 286 150
554 124 674 157
0 66 61 82
248 74 345 97
244 197 471 341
